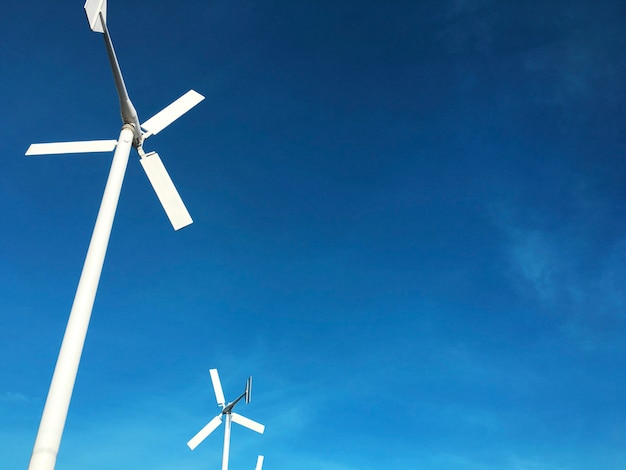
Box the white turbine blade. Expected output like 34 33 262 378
141 90 205 136
139 152 193 231
255 455 265 470
231 412 265 434
209 369 226 406
26 140 117 156
187 415 222 450
84 0 107 33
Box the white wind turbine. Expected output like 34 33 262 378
188 369 266 470
27 2 204 469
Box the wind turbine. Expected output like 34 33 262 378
27 2 204 469
188 369 265 470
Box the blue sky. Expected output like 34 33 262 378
2 0 626 468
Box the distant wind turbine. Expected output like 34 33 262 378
27 1 204 469
188 369 265 470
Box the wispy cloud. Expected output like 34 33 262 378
489 192 626 353
0 391 28 404
508 455 569 470
507 228 557 301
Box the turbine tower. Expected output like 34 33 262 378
188 369 265 470
27 2 204 469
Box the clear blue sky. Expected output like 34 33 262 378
2 1 626 469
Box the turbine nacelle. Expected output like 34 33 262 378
221 376 253 414
26 89 204 231
27 1 205 231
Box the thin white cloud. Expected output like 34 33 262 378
0 391 28 403
508 455 568 470
598 239 626 312
508 228 556 301
489 193 626 355
495 204 626 319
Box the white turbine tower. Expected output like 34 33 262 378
188 369 265 470
27 2 204 469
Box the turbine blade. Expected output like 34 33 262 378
139 152 193 231
255 455 265 470
84 0 107 33
26 140 117 156
187 415 222 450
209 369 226 406
231 412 265 434
141 90 205 136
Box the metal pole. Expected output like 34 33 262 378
28 126 134 470
222 414 232 470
